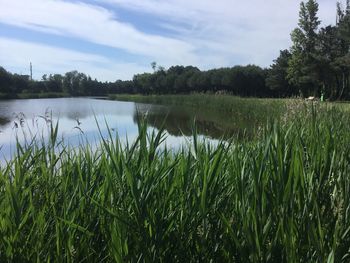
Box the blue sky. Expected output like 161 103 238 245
0 0 337 81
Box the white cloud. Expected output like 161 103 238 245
101 0 338 67
0 37 149 81
0 0 197 66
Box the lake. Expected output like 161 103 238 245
0 97 274 161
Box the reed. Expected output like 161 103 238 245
0 104 349 262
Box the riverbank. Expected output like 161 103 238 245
109 93 285 107
0 105 349 262
0 92 69 100
109 93 350 112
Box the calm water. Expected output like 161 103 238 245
0 97 267 161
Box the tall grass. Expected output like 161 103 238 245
0 105 349 262
108 94 286 116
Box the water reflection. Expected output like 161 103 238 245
0 97 270 161
0 117 11 128
0 98 211 161
135 104 262 140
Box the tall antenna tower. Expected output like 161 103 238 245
30 62 33 80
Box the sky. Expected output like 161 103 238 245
0 0 339 81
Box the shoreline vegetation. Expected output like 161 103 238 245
0 92 69 100
0 105 349 261
108 93 350 112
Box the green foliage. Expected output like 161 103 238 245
0 64 271 98
0 67 13 94
132 65 269 97
0 68 134 97
0 104 350 262
266 50 296 96
286 0 350 99
288 0 321 96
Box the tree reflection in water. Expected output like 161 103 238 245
133 103 265 140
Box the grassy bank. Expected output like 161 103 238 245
109 94 288 138
109 93 350 110
0 105 350 262
17 92 69 99
109 94 350 140
0 92 69 100
109 94 288 111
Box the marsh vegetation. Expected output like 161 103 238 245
0 101 349 262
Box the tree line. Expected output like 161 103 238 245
267 0 350 100
133 64 269 97
0 68 134 96
0 0 349 100
0 64 269 97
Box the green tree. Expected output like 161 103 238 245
333 0 350 99
288 0 321 97
47 74 63 93
0 67 12 94
151 61 157 72
133 73 153 94
266 50 296 97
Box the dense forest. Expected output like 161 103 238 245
0 64 270 98
268 0 350 100
0 68 134 97
1 0 350 100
